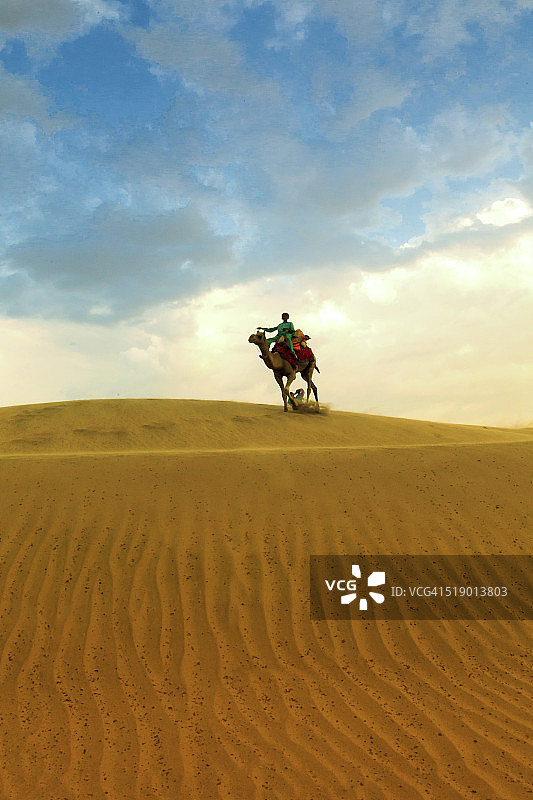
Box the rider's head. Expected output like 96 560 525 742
281 312 289 320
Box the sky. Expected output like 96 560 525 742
1 0 533 425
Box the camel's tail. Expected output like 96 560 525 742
315 364 320 373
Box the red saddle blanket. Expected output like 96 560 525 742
295 345 315 361
272 342 314 366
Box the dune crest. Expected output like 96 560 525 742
1 398 533 455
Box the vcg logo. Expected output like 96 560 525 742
325 564 386 611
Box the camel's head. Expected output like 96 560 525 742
248 329 266 345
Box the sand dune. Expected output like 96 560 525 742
0 399 531 799
1 398 533 455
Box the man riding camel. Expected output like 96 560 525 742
261 313 296 357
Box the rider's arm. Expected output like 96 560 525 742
262 325 278 332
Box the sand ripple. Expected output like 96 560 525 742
0 401 531 798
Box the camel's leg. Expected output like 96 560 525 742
311 381 319 410
305 365 315 403
303 364 319 410
274 373 288 411
284 372 297 410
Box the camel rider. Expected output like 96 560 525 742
262 313 296 357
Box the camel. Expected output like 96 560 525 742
248 330 319 412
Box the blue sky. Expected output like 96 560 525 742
1 0 533 423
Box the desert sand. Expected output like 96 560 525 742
0 398 532 799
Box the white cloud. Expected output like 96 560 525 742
403 186 533 249
476 197 533 227
359 273 399 304
0 315 141 406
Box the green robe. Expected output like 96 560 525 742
263 321 296 355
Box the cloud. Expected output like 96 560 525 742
2 213 533 425
0 314 148 405
517 124 533 204
320 68 415 135
0 64 69 133
0 117 60 248
2 203 236 321
131 20 245 92
0 0 123 33
424 103 516 177
0 0 76 34
403 0 528 56
263 0 386 49
265 0 529 57
0 0 124 60
401 192 533 256
476 197 533 227
0 0 531 338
